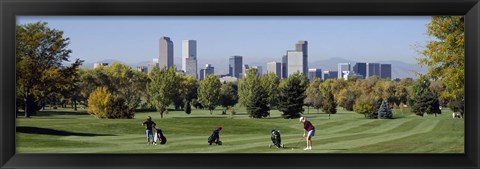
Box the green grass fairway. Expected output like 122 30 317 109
16 107 464 153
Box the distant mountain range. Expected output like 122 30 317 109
81 57 426 79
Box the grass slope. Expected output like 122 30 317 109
16 107 464 153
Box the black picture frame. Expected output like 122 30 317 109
1 0 479 168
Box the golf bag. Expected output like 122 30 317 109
154 128 167 144
269 129 284 148
208 129 222 145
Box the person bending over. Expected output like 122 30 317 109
300 117 315 150
208 127 222 145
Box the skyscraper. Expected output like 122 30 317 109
322 70 338 80
380 64 392 79
353 62 366 79
287 50 306 77
338 63 351 79
295 41 308 76
281 55 288 79
159 36 174 69
199 69 205 80
229 56 243 78
366 63 381 78
205 64 214 77
267 62 282 79
185 58 197 78
199 64 214 80
308 68 322 81
182 40 197 78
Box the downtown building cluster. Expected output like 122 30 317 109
143 36 278 82
304 62 392 81
98 36 392 82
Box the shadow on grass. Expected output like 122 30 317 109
17 111 88 117
16 126 116 137
265 116 288 119
173 116 228 119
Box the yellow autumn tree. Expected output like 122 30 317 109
419 16 464 116
87 87 111 118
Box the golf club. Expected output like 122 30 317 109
291 137 304 150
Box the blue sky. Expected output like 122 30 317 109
17 16 431 66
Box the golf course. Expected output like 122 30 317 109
16 107 464 153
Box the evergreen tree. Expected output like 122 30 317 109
320 79 337 119
185 101 192 115
377 101 393 119
240 69 270 118
322 89 337 119
278 72 307 119
245 80 270 118
411 76 441 117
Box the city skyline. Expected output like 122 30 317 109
17 16 430 64
17 16 430 78
93 40 401 80
152 38 392 81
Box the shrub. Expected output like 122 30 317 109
106 96 134 119
228 106 236 115
87 87 134 119
353 94 382 119
228 106 236 119
87 87 111 118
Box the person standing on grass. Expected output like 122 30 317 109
142 116 156 145
300 117 315 150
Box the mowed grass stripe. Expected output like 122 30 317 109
317 119 379 134
313 118 415 143
317 119 441 153
345 119 464 153
317 118 425 146
217 119 434 153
